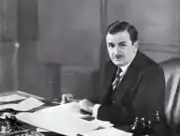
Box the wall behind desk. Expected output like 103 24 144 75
17 0 180 99
17 0 103 100
0 0 18 93
18 41 52 98
107 0 180 62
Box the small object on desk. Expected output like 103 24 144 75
0 115 27 135
140 117 151 135
130 117 153 136
147 120 154 134
130 117 140 134
60 94 83 104
130 110 162 136
0 115 44 136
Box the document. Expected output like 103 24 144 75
16 111 99 136
0 94 26 102
89 119 113 128
0 97 44 111
33 102 90 118
81 127 132 136
16 102 113 136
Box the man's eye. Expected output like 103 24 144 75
108 44 115 48
118 43 126 47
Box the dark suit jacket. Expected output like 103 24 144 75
97 51 170 136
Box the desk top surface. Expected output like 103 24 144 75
0 91 62 136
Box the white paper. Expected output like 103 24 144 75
33 102 90 118
0 94 26 102
16 102 113 136
81 127 132 136
0 97 44 111
16 112 99 136
90 119 113 128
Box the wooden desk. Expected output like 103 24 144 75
0 92 131 136
0 91 63 136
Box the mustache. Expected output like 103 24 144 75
113 54 123 59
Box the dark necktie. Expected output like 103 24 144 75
112 67 122 91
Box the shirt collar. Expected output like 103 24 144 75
118 61 131 73
118 51 137 73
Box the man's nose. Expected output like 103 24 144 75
113 46 120 54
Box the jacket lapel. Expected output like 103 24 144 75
100 51 143 103
100 62 117 103
115 51 142 100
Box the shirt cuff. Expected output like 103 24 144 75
92 104 101 118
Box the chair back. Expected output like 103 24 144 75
160 58 180 127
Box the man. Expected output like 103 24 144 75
64 21 170 135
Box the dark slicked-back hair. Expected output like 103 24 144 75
106 21 138 44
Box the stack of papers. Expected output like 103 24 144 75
0 97 44 111
31 102 91 118
17 112 99 136
16 102 113 136
0 94 26 102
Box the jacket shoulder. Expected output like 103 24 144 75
137 52 164 76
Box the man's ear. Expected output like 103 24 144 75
133 41 139 50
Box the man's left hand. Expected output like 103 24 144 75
77 99 94 113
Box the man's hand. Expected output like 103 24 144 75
77 99 94 113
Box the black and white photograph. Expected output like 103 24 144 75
0 0 179 136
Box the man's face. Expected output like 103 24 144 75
106 31 138 66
